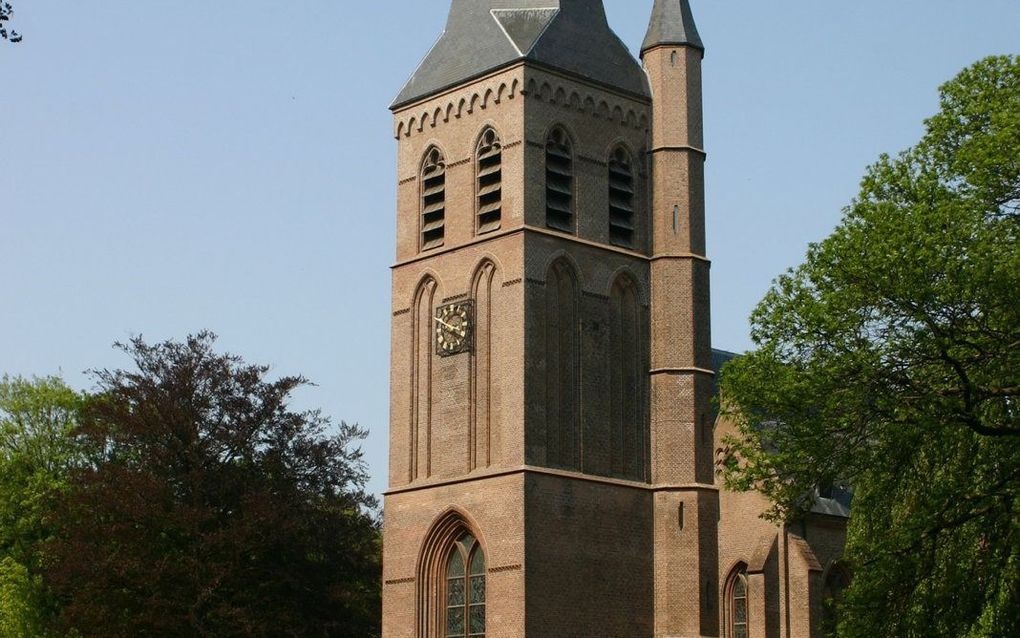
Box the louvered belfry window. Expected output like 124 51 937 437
445 533 485 638
545 128 574 233
421 147 447 250
476 128 502 234
608 147 635 247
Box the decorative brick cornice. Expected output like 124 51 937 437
384 576 416 586
395 76 522 139
522 76 650 131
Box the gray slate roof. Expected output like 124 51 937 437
392 0 649 110
642 0 704 53
811 492 852 519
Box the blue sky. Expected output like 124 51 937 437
2 1 1018 497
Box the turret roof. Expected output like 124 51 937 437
392 0 648 110
641 0 704 54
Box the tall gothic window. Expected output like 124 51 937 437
608 146 635 247
545 127 574 233
476 128 502 234
544 259 580 470
421 147 447 250
726 565 750 638
445 534 485 638
609 274 643 479
471 261 498 471
410 277 438 480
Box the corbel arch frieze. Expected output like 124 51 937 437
521 77 650 132
394 78 521 139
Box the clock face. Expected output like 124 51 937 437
435 301 474 357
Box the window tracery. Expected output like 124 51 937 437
726 565 749 638
445 534 485 638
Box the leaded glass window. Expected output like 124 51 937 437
727 566 749 638
446 533 485 638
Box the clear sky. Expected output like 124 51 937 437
2 1 1018 497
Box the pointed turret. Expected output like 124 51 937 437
643 2 718 638
642 0 703 54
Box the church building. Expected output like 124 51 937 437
382 2 849 637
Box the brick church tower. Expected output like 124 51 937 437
382 2 847 638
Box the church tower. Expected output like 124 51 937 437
383 2 716 637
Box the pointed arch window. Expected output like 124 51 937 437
608 147 635 247
725 565 750 638
609 274 644 479
445 534 485 638
545 128 574 233
544 259 580 470
822 564 851 636
421 147 447 250
476 128 502 234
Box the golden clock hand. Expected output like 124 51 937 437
434 316 456 331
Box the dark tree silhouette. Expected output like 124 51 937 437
45 333 381 638
1 2 21 43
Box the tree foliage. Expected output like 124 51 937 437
720 56 1019 638
0 376 84 638
44 333 381 638
0 2 21 43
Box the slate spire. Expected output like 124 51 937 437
392 0 648 110
642 0 704 55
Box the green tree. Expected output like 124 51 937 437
0 376 84 638
0 2 21 43
720 56 1019 638
45 333 381 638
